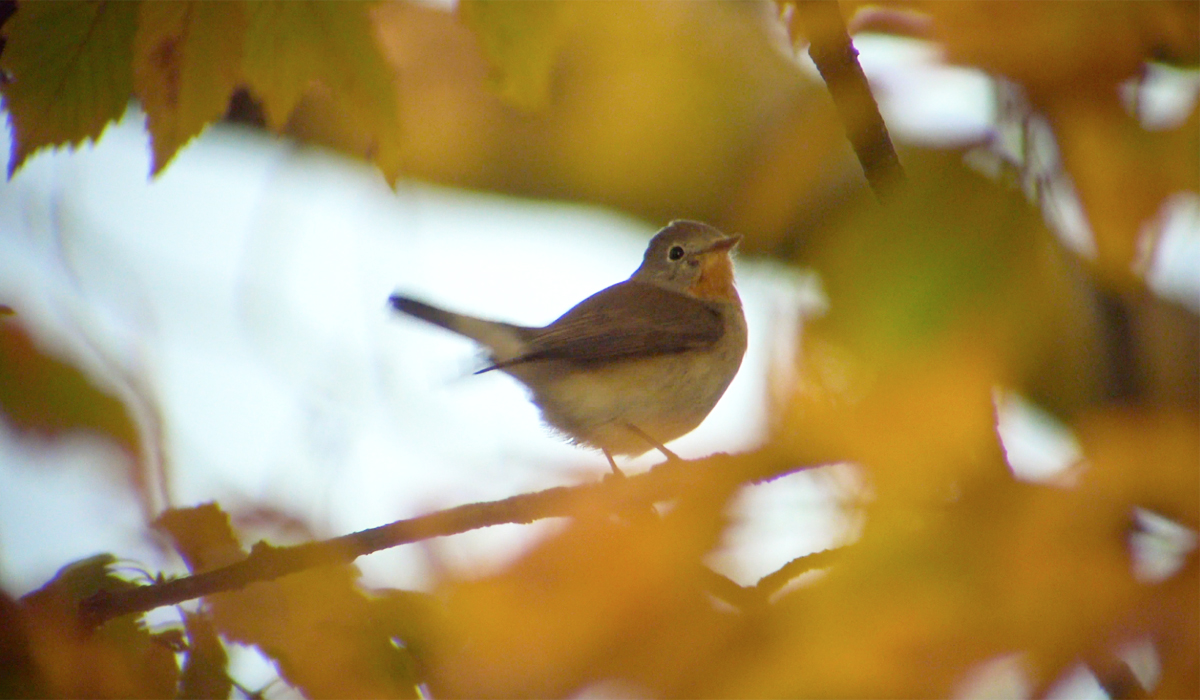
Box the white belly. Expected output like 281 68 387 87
504 313 746 456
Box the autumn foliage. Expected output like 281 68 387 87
0 1 1197 698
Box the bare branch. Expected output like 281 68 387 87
790 0 905 198
754 548 843 599
80 448 823 628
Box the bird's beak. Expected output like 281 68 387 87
702 234 742 255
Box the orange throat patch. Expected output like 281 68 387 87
688 254 739 303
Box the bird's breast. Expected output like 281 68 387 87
688 255 739 303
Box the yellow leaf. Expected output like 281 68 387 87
428 485 735 698
1045 95 1199 285
924 1 1198 89
179 613 230 700
132 1 245 175
156 504 421 698
19 555 179 698
1078 407 1199 527
458 0 569 111
780 331 1008 502
242 1 402 183
154 502 244 572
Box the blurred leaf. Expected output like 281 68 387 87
155 503 244 572
711 430 1194 697
458 0 568 111
243 1 403 184
0 0 139 176
911 1 1199 285
231 503 320 542
18 554 179 698
23 554 133 603
213 565 421 699
156 504 421 698
179 612 231 700
0 319 140 456
1151 559 1198 698
1045 95 1199 283
369 589 442 687
427 481 737 698
0 588 45 698
369 0 843 228
781 333 1009 502
1077 407 1199 528
712 476 1148 696
924 1 1198 88
810 151 1038 362
746 148 1198 696
132 1 245 174
800 150 1116 416
778 152 1098 497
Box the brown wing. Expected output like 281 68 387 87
487 280 723 370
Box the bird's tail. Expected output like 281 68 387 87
388 294 527 365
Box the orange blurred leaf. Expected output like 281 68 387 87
156 503 422 699
428 484 737 698
1077 407 1199 528
912 1 1199 285
781 332 1007 501
1045 95 1199 283
18 555 179 698
924 1 1198 89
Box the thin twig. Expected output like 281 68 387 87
790 0 905 198
754 548 843 599
697 566 764 612
80 448 823 629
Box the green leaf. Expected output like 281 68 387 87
458 0 568 111
812 149 1038 364
0 1 139 176
132 1 245 175
242 1 402 183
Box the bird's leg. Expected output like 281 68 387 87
623 423 682 462
603 449 626 478
604 448 662 525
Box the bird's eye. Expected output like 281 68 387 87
668 245 685 261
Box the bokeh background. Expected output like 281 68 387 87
0 1 1196 698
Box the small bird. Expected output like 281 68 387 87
388 220 747 471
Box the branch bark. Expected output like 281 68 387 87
789 0 905 199
80 447 821 629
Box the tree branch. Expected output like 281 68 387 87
789 0 905 198
754 547 843 599
80 448 821 629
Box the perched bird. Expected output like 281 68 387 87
389 220 747 471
